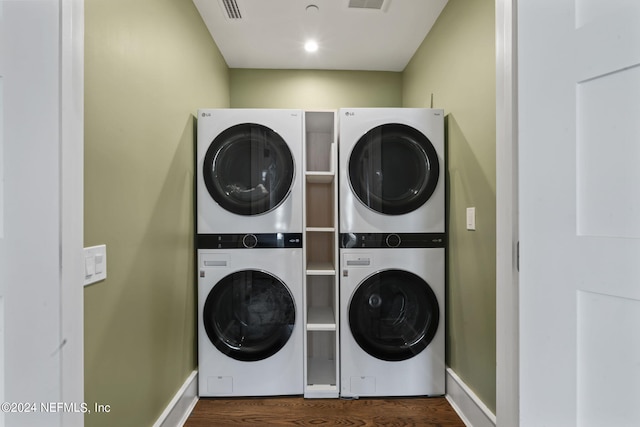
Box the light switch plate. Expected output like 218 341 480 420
84 244 107 286
466 207 476 231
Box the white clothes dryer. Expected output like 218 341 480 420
197 234 303 397
197 109 303 234
340 245 445 398
339 108 445 234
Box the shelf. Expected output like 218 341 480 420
306 227 335 233
306 172 335 183
303 110 338 399
307 307 336 331
304 384 338 399
306 262 336 275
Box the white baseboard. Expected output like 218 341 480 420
446 368 496 427
153 370 199 427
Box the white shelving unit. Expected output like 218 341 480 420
302 110 339 398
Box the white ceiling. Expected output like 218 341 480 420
192 0 449 72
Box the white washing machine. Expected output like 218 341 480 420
197 109 303 234
340 246 445 398
339 108 445 234
197 235 303 397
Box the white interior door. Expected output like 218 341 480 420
518 1 640 426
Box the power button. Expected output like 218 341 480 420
242 234 258 248
385 234 401 248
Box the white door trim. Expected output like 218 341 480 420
495 0 519 425
60 0 84 425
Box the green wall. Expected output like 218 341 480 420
83 0 229 426
404 0 497 411
230 69 402 109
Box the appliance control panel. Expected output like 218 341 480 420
340 233 445 249
197 233 303 249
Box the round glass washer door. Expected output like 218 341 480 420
348 123 439 215
203 123 295 216
349 269 439 362
203 270 296 362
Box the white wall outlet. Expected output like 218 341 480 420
84 244 107 286
466 207 476 231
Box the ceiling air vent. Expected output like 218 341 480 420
220 0 242 19
348 0 386 10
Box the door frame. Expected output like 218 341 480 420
495 0 518 426
60 0 85 425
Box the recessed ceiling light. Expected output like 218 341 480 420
304 40 318 53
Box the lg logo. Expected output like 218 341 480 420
201 112 211 117
344 111 355 117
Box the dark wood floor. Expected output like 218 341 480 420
184 396 465 426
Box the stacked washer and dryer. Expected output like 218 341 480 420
196 107 445 399
196 109 304 397
338 108 446 398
